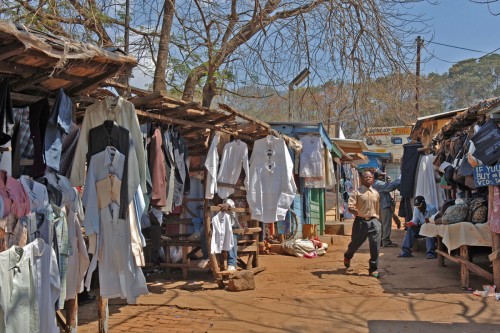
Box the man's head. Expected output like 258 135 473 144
361 170 374 187
414 196 427 213
373 171 386 181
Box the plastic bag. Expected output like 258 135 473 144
170 246 182 263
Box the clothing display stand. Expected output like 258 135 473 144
98 295 109 333
56 298 78 333
205 204 265 289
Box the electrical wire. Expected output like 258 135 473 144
423 41 500 65
427 41 488 53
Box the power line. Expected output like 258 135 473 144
427 41 488 53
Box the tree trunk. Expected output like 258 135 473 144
153 0 175 93
181 65 207 102
202 74 216 108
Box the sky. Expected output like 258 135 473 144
130 0 500 88
411 0 500 75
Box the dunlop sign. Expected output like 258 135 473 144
473 164 500 187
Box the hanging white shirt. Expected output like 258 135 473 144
299 135 324 178
0 245 39 333
25 238 61 333
65 189 90 300
205 133 220 199
247 135 296 223
216 140 249 199
210 211 234 254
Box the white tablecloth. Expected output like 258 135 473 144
420 222 492 253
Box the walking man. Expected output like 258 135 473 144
344 170 382 278
372 172 400 247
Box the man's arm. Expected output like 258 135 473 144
405 206 421 228
372 179 401 193
347 191 359 216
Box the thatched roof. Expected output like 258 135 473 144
433 97 500 143
0 20 136 107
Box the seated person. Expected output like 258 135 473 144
398 196 438 259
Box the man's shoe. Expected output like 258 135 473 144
227 265 237 272
426 254 437 259
343 257 351 269
370 271 380 279
383 242 398 248
397 253 413 258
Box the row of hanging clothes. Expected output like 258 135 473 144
0 79 89 333
339 163 360 219
143 123 190 214
70 94 149 304
205 133 297 223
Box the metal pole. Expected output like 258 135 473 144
288 87 293 121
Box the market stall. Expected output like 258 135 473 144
269 122 342 238
0 20 136 333
409 97 500 288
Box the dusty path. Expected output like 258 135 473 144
77 228 500 333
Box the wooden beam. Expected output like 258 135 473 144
135 109 237 136
489 249 500 262
0 61 39 74
98 296 108 333
460 245 470 288
436 249 494 283
210 206 249 213
128 91 164 106
0 42 26 61
10 92 46 104
102 79 149 96
68 67 120 95
219 103 271 130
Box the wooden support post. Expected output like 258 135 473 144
489 186 500 288
98 296 108 333
182 244 189 280
64 298 78 333
437 236 445 267
460 245 469 288
492 233 500 288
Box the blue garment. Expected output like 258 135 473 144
401 204 438 256
372 179 400 209
410 204 437 225
44 88 72 171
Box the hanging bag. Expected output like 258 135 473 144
471 119 500 166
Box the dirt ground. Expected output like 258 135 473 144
77 225 500 333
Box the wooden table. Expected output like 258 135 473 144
420 222 493 288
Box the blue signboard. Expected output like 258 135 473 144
473 164 500 187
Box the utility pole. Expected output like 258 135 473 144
415 36 423 119
123 0 131 96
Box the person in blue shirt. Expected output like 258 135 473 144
398 196 438 259
372 172 400 247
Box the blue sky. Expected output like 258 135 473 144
411 0 500 75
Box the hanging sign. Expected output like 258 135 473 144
473 163 500 187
